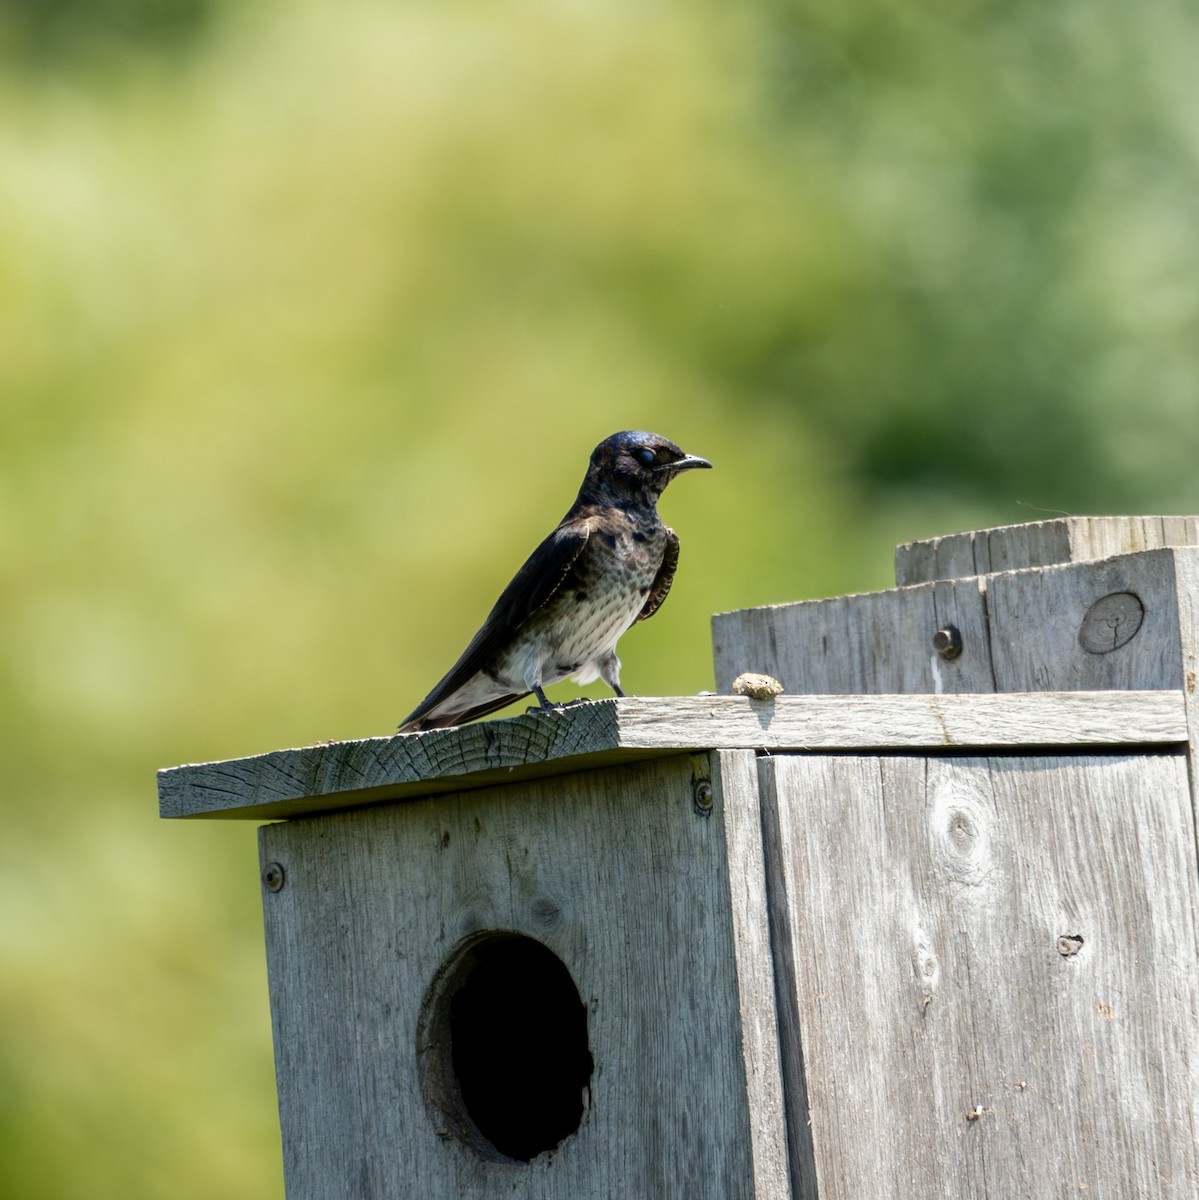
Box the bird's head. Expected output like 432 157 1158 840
582 431 712 507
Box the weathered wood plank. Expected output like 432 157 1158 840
896 515 1199 586
763 751 1199 1198
754 759 817 1200
897 519 1070 587
1168 546 1199 859
712 576 995 695
985 548 1183 692
159 691 1188 820
260 753 781 1199
713 750 791 1200
716 548 1188 699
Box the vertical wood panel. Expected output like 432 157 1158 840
714 550 1186 699
712 750 791 1200
755 759 818 1200
897 519 1072 585
1168 546 1199 861
985 550 1183 692
896 516 1199 586
259 754 782 1200
763 752 1199 1199
712 578 994 697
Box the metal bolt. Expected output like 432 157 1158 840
933 625 963 660
263 862 286 892
693 779 714 816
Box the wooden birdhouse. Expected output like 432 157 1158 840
159 517 1199 1199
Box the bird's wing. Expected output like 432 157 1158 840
635 527 679 623
398 518 592 729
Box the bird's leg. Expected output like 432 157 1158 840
528 684 558 714
598 652 625 698
527 686 594 713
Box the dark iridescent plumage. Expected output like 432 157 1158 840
398 431 711 732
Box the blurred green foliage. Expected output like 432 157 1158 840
1 0 221 71
1 0 1196 1195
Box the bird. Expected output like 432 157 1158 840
398 430 712 732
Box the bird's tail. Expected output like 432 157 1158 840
397 691 531 734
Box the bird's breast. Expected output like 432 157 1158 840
577 517 666 591
494 516 666 685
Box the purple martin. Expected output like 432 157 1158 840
398 430 711 732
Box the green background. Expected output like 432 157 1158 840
2 0 1197 1194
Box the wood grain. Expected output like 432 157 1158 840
713 750 791 1200
985 548 1183 692
1167 546 1199 878
260 752 784 1199
714 548 1188 699
896 515 1199 586
712 576 996 695
754 759 817 1200
159 691 1187 820
763 751 1199 1198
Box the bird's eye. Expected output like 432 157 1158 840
635 447 657 467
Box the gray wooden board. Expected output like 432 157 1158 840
259 752 786 1200
755 758 818 1200
762 751 1199 1199
716 750 791 1199
896 516 1199 586
159 692 1188 820
712 577 997 695
1169 547 1199 815
715 549 1187 699
985 548 1183 692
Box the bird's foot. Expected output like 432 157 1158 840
523 695 604 716
523 693 599 716
525 685 560 717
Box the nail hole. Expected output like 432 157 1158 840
1058 933 1085 957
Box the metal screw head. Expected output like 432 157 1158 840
933 625 963 660
263 862 286 892
693 779 714 816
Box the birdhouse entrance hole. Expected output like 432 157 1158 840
418 932 593 1163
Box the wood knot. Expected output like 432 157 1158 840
1079 592 1144 654
911 925 940 1003
929 786 992 887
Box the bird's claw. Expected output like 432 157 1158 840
524 696 595 717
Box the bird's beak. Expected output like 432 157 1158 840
667 453 712 472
